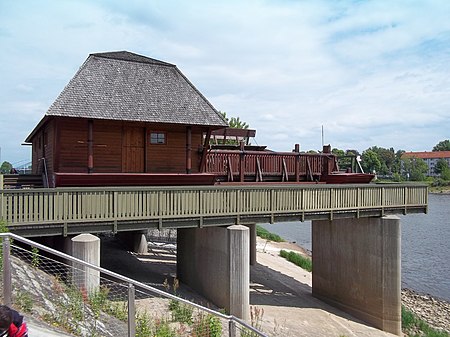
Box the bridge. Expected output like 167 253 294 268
0 182 428 336
1 183 427 236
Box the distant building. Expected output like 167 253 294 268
401 151 450 176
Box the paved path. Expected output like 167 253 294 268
253 237 396 336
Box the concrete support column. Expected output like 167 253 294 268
247 224 257 265
117 230 148 254
71 233 101 295
133 230 148 254
229 225 250 319
177 225 250 320
312 216 401 335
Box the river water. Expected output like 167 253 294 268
260 193 450 302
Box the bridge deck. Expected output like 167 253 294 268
0 183 428 237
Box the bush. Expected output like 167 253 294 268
402 306 449 337
279 250 312 272
256 226 284 242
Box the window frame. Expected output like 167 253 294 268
149 131 167 145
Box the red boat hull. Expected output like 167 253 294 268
53 173 218 187
322 173 375 184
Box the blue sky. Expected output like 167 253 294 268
1 0 449 166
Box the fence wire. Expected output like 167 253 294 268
1 233 268 337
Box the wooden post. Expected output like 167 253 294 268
54 118 61 172
199 129 211 172
186 126 192 174
239 141 245 182
88 120 94 173
294 144 300 182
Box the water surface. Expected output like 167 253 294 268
260 193 450 301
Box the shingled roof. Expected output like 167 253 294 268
38 51 227 127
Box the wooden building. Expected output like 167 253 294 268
24 51 228 187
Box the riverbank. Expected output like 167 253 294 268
257 237 450 335
402 288 450 334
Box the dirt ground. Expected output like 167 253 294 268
100 235 396 337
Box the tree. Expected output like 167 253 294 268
435 159 450 180
432 140 450 151
332 148 360 172
0 161 13 174
219 111 249 129
216 111 250 145
401 157 428 181
361 149 382 174
364 146 395 175
392 150 405 176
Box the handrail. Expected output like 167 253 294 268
0 184 428 228
205 150 335 182
1 232 268 336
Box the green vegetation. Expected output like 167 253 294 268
256 226 284 242
31 246 40 268
332 140 450 190
0 161 13 174
402 306 449 337
15 291 33 313
169 299 194 325
219 111 249 129
241 306 265 337
432 140 450 152
0 220 9 272
279 249 312 272
191 312 222 337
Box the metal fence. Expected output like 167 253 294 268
1 232 267 337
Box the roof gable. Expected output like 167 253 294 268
43 51 227 127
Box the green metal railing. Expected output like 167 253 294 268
0 184 428 233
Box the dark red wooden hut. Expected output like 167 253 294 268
24 51 228 187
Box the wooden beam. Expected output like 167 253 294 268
199 129 212 173
88 120 94 173
239 141 245 182
186 126 192 174
54 118 61 173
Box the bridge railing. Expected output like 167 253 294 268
0 184 428 227
1 233 268 337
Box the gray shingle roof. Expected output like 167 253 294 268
44 51 228 127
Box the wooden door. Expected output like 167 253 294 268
122 127 145 172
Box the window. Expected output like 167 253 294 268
150 132 166 145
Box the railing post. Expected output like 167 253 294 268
3 236 12 306
128 283 136 337
228 320 236 337
239 141 245 182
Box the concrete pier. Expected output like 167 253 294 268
177 225 250 320
312 216 401 335
247 224 257 265
71 233 101 294
116 230 148 254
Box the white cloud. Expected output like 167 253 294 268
0 0 449 163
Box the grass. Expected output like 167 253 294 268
402 306 449 337
256 226 284 242
279 249 312 272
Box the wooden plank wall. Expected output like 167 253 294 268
31 117 205 174
147 127 202 173
31 119 55 176
93 121 122 172
58 119 88 173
